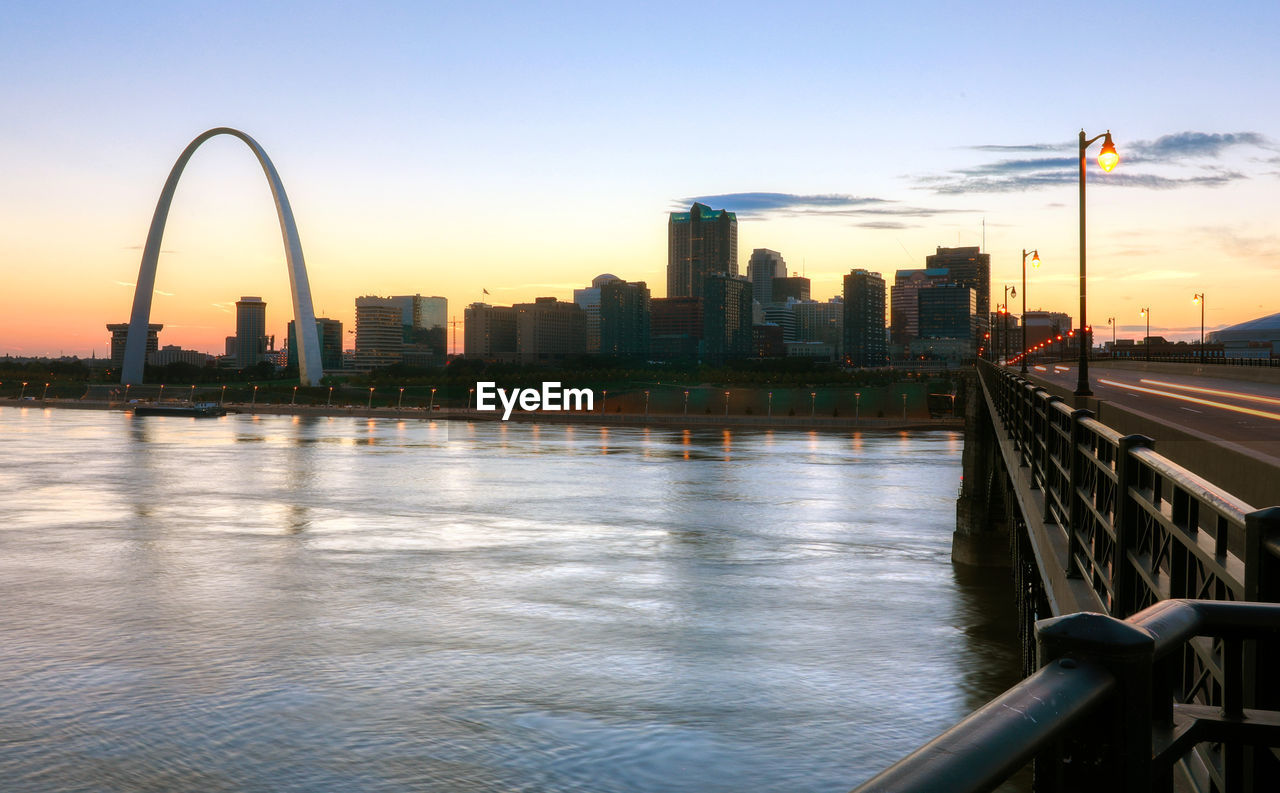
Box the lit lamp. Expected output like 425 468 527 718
1075 129 1119 396
1020 249 1039 374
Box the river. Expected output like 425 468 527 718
0 406 1020 792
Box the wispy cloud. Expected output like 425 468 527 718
927 130 1270 194
115 281 175 296
492 282 584 292
678 192 970 228
210 301 235 313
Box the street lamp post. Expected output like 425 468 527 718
1107 317 1116 356
1076 129 1119 397
855 392 861 425
683 390 689 416
767 391 773 418
292 385 298 405
251 385 258 408
367 387 374 409
19 381 27 399
601 390 607 413
724 390 730 416
1140 307 1151 361
42 382 50 401
1193 293 1205 362
1020 249 1039 374
902 393 907 420
429 388 437 411
809 391 815 417
327 386 333 406
398 387 405 409
468 387 474 410
220 385 227 406
190 384 197 404
644 390 650 418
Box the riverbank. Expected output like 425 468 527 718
9 398 962 432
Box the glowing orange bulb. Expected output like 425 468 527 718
1031 252 1040 268
1098 133 1119 172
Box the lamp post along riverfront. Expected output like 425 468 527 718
1020 249 1039 374
1076 129 1118 396
1140 307 1151 361
1193 293 1205 362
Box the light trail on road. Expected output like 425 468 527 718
1096 379 1280 422
1138 379 1280 407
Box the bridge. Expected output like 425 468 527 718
856 359 1280 792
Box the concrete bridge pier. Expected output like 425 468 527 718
953 371 1011 567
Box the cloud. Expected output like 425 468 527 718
854 220 910 230
1134 131 1269 159
924 130 1269 195
678 192 970 228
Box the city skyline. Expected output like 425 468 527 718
3 3 1279 357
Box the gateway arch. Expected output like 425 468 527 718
121 127 325 386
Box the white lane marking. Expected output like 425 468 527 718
1180 407 1203 414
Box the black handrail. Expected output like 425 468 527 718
851 600 1280 793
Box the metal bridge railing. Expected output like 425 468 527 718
964 360 1280 790
852 599 1280 793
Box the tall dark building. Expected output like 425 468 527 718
701 274 753 363
772 276 811 303
107 323 162 369
235 296 268 369
650 297 703 362
288 317 344 371
918 285 977 342
599 280 650 358
746 248 785 304
842 269 887 368
925 247 989 343
514 297 586 364
668 202 738 299
464 303 518 361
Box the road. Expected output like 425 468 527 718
1016 362 1280 487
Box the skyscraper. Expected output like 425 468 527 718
599 280 650 358
235 296 267 370
890 268 950 345
464 303 518 361
771 276 811 303
746 248 785 304
573 273 622 354
843 270 887 368
702 274 753 363
514 297 586 364
107 323 162 369
668 202 738 299
924 247 990 344
390 294 447 361
353 296 404 370
288 317 344 371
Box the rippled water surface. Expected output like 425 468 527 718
0 407 1019 792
